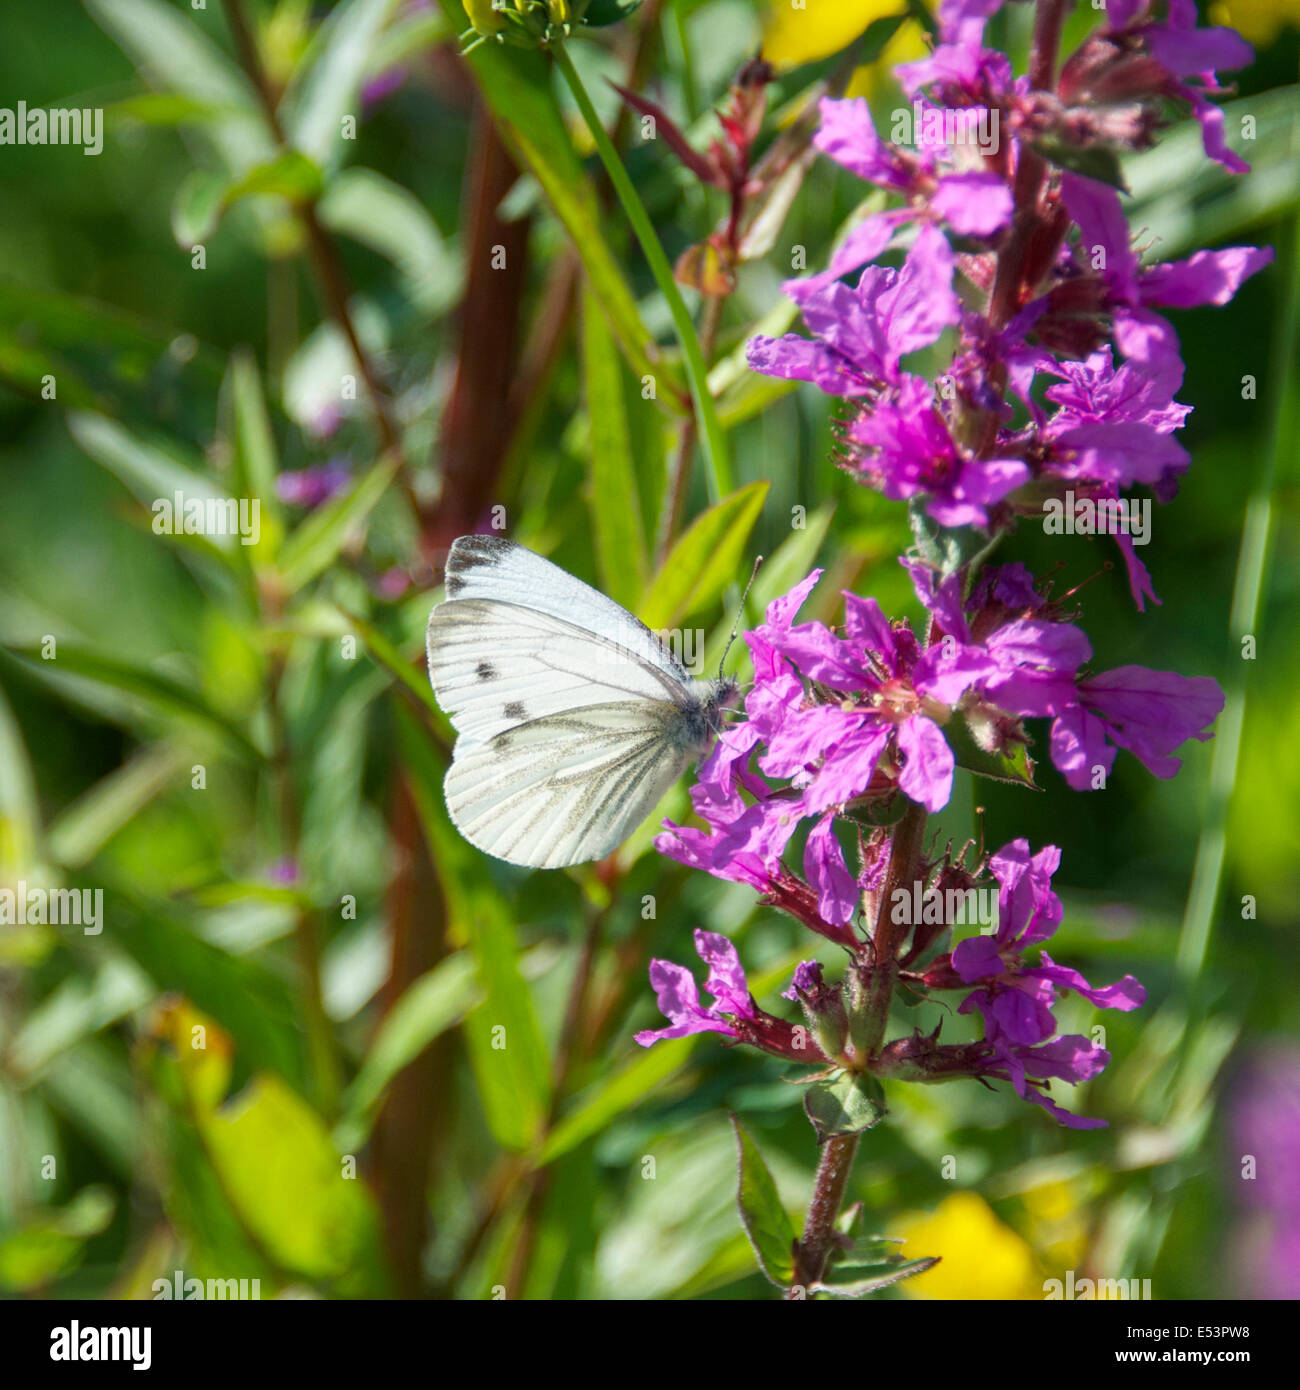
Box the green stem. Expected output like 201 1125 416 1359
552 41 732 505
1175 211 1297 982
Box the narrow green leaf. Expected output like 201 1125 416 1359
731 1115 798 1287
282 0 403 170
581 287 648 609
811 1254 939 1298
318 167 461 315
0 684 40 877
639 480 768 631
67 411 227 516
2 645 263 762
46 743 187 870
1030 137 1130 193
536 1037 698 1166
277 454 400 593
171 168 228 249
226 348 284 543
334 607 445 723
222 150 325 207
395 705 551 1150
87 0 272 175
336 953 481 1149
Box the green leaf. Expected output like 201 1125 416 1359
639 480 769 631
46 743 187 870
276 454 400 593
811 1253 939 1298
171 168 229 248
223 150 325 206
947 707 1038 789
336 953 481 1150
155 1002 386 1292
0 683 40 877
441 0 684 404
67 411 228 517
731 1115 797 1287
536 1037 698 1166
1030 138 1130 194
225 348 284 547
334 608 446 722
109 889 309 1093
1 645 264 762
803 1071 887 1144
282 0 404 170
581 287 648 610
318 167 461 315
87 0 272 175
0 1187 116 1293
396 705 551 1151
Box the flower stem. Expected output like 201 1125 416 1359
789 1132 860 1296
551 41 733 505
860 799 929 1054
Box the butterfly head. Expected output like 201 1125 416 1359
703 675 740 738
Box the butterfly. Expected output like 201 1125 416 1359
426 534 739 868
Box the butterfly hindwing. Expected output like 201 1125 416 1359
443 701 693 869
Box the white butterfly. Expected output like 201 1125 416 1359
426 535 738 869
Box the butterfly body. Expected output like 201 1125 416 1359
427 535 736 868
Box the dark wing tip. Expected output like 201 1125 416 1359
448 534 516 574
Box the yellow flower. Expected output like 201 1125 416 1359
763 0 910 69
1209 0 1300 46
892 1192 1044 1300
762 1 930 104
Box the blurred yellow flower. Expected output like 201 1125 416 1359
1209 0 1300 46
763 0 911 69
1019 1178 1089 1272
892 1192 1044 1300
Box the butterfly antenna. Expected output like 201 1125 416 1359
719 556 764 681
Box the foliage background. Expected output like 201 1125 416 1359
0 0 1297 1299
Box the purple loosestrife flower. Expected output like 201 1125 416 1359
802 97 1013 288
1055 174 1272 392
635 929 754 1045
949 839 1145 1049
747 224 962 398
1096 0 1256 172
636 930 829 1064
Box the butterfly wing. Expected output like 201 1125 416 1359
443 701 694 868
428 597 689 747
434 535 688 687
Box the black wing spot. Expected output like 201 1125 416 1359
476 661 497 682
445 574 465 596
504 701 527 721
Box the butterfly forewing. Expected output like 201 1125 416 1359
428 598 689 747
